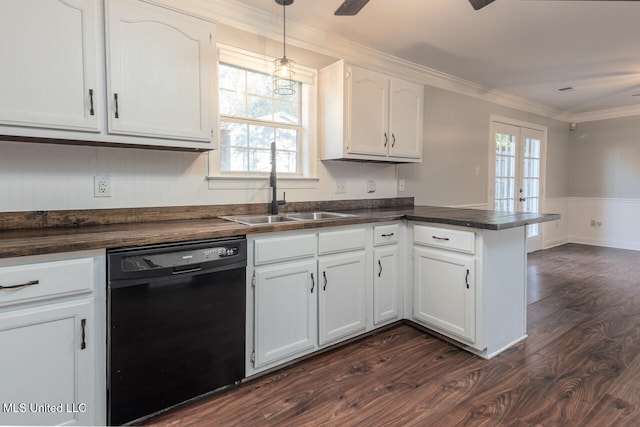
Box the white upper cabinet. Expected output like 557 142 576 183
105 0 216 145
348 67 389 157
388 78 424 159
0 0 100 132
319 60 424 162
0 0 217 151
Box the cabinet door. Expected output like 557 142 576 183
105 0 215 144
389 77 423 159
373 245 399 325
0 0 99 132
254 260 317 367
0 299 94 426
413 247 475 342
318 252 366 346
346 66 388 157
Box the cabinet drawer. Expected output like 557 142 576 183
413 225 475 254
254 234 316 265
374 224 399 246
318 228 367 255
0 258 93 307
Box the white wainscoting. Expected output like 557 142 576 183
568 197 640 251
542 197 569 249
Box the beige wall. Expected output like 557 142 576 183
569 116 640 198
398 85 570 207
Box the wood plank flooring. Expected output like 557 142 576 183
144 243 640 426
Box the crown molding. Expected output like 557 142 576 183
569 104 640 123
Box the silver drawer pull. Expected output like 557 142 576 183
381 233 395 237
0 280 39 290
432 236 450 241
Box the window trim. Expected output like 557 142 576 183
208 45 318 187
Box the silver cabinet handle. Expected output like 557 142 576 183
310 272 315 293
465 269 470 289
384 132 388 147
381 233 395 237
378 260 382 277
323 271 328 291
0 280 39 290
432 236 450 241
391 133 396 147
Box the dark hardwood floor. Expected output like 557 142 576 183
144 243 640 426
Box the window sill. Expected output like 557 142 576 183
207 174 319 190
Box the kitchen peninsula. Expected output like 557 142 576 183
0 199 559 425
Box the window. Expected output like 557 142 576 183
209 45 317 182
219 64 301 174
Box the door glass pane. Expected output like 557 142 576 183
523 134 542 238
494 132 516 211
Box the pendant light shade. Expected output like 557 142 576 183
273 0 296 95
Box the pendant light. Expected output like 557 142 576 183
273 0 296 95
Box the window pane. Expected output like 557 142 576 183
249 125 275 149
220 122 248 147
219 64 245 92
247 95 273 120
274 97 299 124
220 89 246 117
249 148 271 172
247 70 272 96
275 128 297 151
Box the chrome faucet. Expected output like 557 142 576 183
269 141 286 215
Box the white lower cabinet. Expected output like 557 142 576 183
0 300 94 426
247 226 373 376
253 260 317 368
410 223 527 359
0 250 105 426
413 247 475 342
372 223 401 326
318 252 366 346
373 245 400 325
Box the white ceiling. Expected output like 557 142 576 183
236 0 640 121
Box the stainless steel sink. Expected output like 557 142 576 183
221 214 301 226
222 211 356 225
285 211 356 220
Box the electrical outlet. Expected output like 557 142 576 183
335 182 346 194
367 180 376 193
94 175 111 198
399 179 405 192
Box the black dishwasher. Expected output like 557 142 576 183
107 237 247 425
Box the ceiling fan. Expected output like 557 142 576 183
334 0 639 15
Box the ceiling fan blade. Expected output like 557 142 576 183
469 0 496 10
335 0 370 16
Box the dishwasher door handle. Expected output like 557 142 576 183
172 267 203 275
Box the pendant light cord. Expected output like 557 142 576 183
282 2 287 58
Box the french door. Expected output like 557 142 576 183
490 119 546 252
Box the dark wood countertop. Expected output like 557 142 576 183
0 205 560 259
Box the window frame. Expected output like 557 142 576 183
208 45 318 188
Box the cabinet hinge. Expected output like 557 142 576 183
211 128 214 138
210 33 213 44
346 140 350 150
251 271 256 287
251 351 256 363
